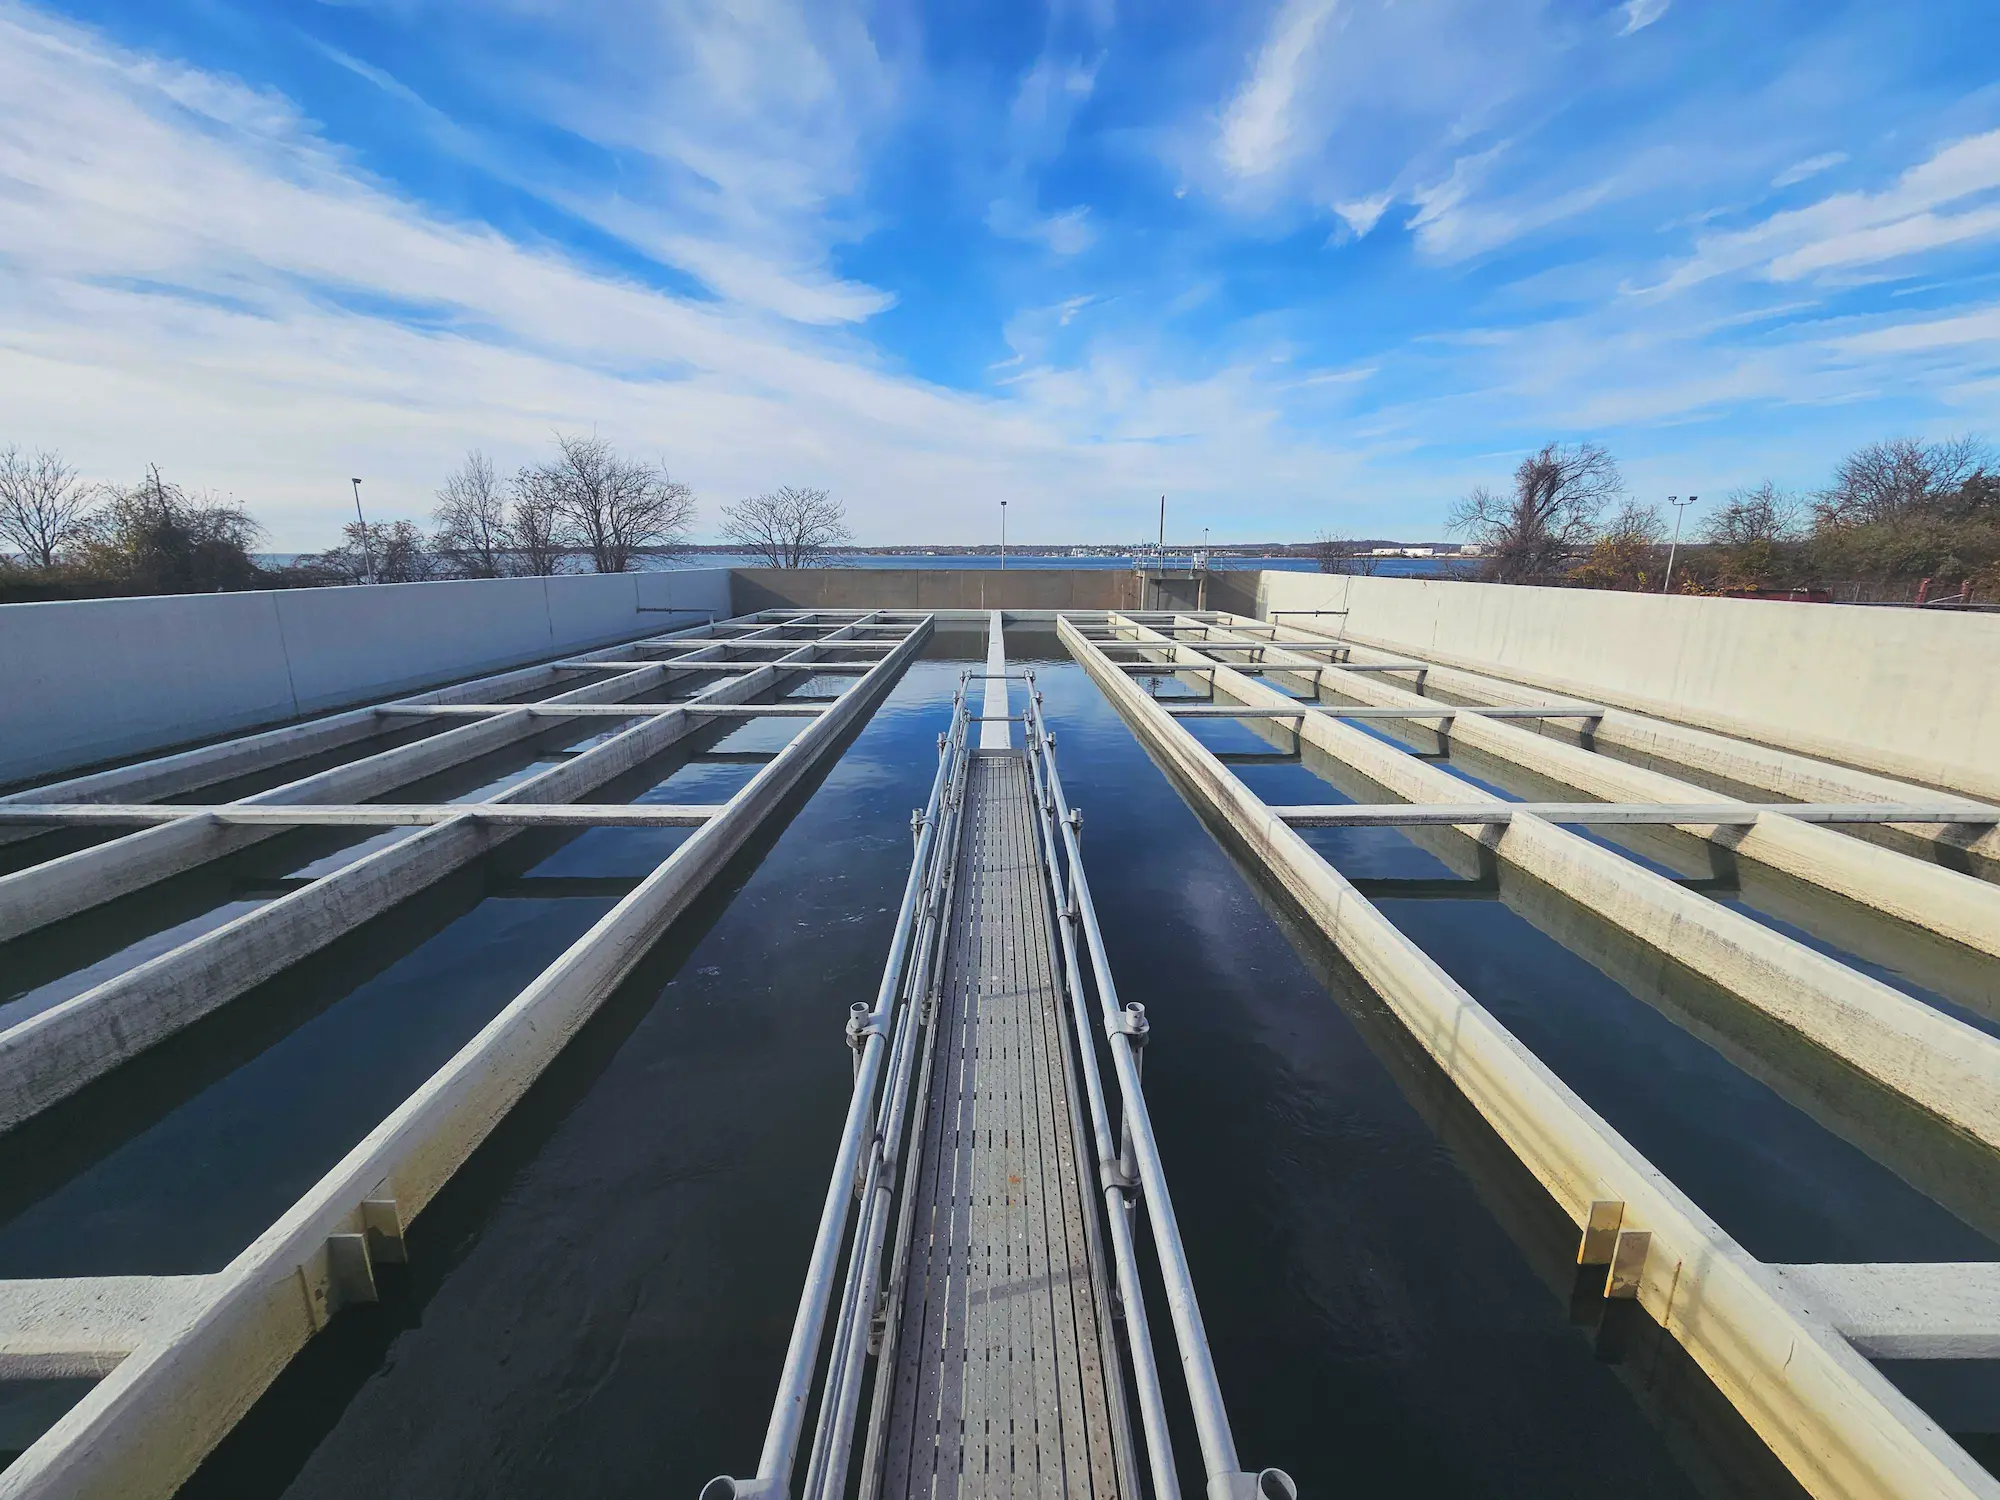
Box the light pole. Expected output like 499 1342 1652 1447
350 477 376 585
1000 500 1007 571
1662 494 1697 595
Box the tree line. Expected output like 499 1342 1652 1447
1441 435 2000 603
0 432 854 600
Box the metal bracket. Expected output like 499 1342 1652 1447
1109 1002 1150 1049
1066 808 1084 835
325 1232 378 1311
1605 1229 1652 1300
699 1479 787 1500
845 1002 887 1051
1100 1156 1139 1193
868 1288 890 1356
360 1196 407 1265
1577 1199 1624 1266
1209 1470 1299 1500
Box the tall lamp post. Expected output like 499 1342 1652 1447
1000 500 1008 571
1662 493 1698 595
350 477 377 585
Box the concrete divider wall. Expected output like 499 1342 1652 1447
0 569 732 787
730 567 1146 614
1256 571 2000 800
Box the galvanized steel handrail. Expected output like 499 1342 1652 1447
1021 680 1294 1500
704 682 974 1500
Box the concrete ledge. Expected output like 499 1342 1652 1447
1773 1265 2000 1360
0 1278 217 1379
1256 573 2000 802
0 569 732 787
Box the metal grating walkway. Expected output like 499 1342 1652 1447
875 750 1128 1500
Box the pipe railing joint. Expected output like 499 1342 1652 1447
1109 1001 1150 1049
844 1002 887 1051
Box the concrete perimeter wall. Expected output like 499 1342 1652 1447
0 570 732 788
1257 571 2000 800
730 567 1146 614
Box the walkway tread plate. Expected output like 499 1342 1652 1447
877 752 1126 1500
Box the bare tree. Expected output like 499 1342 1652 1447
0 447 100 570
523 432 696 573
1448 441 1622 584
1817 436 1990 526
506 466 571 577
720 485 853 567
433 449 510 578
1307 531 1380 575
1705 481 1801 547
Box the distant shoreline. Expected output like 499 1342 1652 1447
251 550 1475 577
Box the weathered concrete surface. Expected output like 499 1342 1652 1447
1060 615 2000 1500
0 1278 217 1379
730 568 1145 614
1255 572 2000 802
1772 1264 2000 1360
0 569 732 787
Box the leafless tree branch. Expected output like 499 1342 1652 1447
433 449 511 578
720 485 853 568
1449 441 1622 583
0 446 101 570
523 432 696 574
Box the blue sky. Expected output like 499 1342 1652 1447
2 0 1999 547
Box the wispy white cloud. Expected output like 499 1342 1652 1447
1652 128 2000 292
1333 192 1392 239
1772 151 1847 188
1616 0 1670 37
984 51 1101 255
1218 0 1338 179
1833 302 2000 354
0 4 1386 545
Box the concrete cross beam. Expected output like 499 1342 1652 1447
1772 1264 2000 1360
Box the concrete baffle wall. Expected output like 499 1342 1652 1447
0 569 732 787
1255 571 2000 801
729 567 1147 614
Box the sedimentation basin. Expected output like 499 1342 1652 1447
1 570 1997 1500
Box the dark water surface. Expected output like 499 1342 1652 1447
5 629 1991 1491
